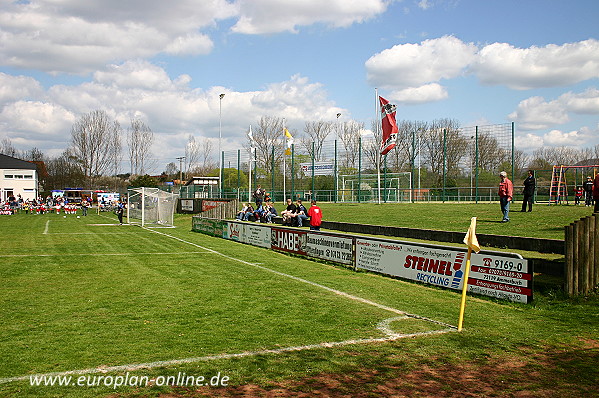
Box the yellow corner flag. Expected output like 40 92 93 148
458 217 479 331
463 217 481 253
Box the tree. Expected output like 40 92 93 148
245 116 287 180
186 135 215 176
336 120 364 170
129 174 158 188
127 119 153 175
70 110 121 186
300 121 332 161
421 119 465 186
164 162 178 180
44 149 86 190
0 138 19 157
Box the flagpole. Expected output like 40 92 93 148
248 125 253 204
376 88 381 204
458 247 473 331
458 216 479 331
283 118 286 202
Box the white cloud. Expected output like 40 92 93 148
0 63 346 167
515 133 544 152
472 39 599 90
0 73 43 104
389 83 448 104
365 35 477 89
0 0 235 74
509 88 599 131
543 129 592 147
231 0 388 34
0 100 76 139
366 37 599 105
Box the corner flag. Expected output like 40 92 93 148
458 216 479 331
463 217 481 253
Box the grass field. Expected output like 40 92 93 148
1 209 598 397
305 202 593 240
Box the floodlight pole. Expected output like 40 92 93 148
176 156 186 186
219 93 225 197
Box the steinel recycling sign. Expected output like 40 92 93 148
355 237 530 303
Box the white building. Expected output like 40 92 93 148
0 154 38 202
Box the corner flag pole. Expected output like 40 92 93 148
458 216 480 331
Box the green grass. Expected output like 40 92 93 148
292 202 591 240
1 211 597 397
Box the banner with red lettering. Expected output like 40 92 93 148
271 228 308 255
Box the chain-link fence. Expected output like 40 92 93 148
194 122 517 203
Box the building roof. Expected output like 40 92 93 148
0 153 38 170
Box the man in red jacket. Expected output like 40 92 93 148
307 200 323 231
498 171 513 223
593 173 599 213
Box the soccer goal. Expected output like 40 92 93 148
339 172 412 202
127 187 179 227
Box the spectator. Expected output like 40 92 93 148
498 171 513 223
264 201 277 223
575 186 584 205
295 199 308 227
116 201 124 225
236 203 251 220
252 184 265 207
584 176 594 207
252 204 266 222
241 204 254 221
81 199 89 216
593 174 599 213
281 198 297 226
307 200 323 231
521 170 536 212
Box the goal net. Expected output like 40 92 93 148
339 172 412 202
127 187 178 227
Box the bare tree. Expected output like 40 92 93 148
186 135 215 176
421 118 465 186
336 120 364 170
245 116 286 172
70 110 122 186
127 118 153 175
0 138 20 157
300 121 332 161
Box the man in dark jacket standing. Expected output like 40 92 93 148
584 176 594 207
521 170 536 212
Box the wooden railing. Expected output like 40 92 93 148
565 215 599 295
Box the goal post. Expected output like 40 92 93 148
127 187 178 227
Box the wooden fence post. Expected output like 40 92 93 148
596 215 599 288
581 217 590 295
565 223 574 296
573 220 580 296
589 216 596 292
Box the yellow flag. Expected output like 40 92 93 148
463 217 481 253
284 128 293 155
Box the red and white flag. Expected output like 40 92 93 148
379 96 398 155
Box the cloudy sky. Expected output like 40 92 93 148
1 0 598 172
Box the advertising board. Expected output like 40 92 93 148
355 237 531 303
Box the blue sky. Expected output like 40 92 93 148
1 0 598 173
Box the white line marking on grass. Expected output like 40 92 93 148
0 226 457 385
143 227 456 329
0 251 211 258
0 316 450 384
43 220 49 234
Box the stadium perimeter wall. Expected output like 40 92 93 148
192 216 533 303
